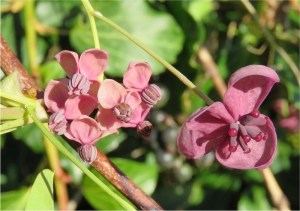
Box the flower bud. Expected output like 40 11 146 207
137 121 153 140
141 84 162 107
78 145 97 164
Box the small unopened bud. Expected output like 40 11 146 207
141 84 162 107
137 121 153 140
78 145 97 164
113 103 133 123
68 73 90 95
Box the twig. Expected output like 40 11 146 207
0 35 42 93
0 35 163 211
91 148 163 210
260 168 291 210
197 46 227 97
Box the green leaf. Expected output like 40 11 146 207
238 185 272 210
36 1 82 28
187 0 214 22
1 188 30 210
25 169 54 211
39 60 66 89
70 0 184 77
95 129 127 154
82 158 159 210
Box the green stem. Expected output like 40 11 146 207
81 0 100 49
92 11 214 106
26 105 136 211
0 118 32 134
0 91 35 106
24 0 39 76
0 107 25 120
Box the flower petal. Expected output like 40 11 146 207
64 95 98 120
223 65 280 120
44 80 69 112
55 51 79 78
123 62 152 91
215 115 277 170
124 91 142 110
96 108 123 130
79 49 108 80
177 102 234 158
67 115 102 145
98 79 126 109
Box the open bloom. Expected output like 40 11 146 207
177 65 280 170
44 79 98 135
123 62 162 107
97 79 145 130
64 115 118 163
55 49 108 96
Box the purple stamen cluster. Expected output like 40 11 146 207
48 109 67 135
68 73 91 95
113 103 133 123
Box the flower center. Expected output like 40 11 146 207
68 73 91 95
113 103 133 123
48 109 67 135
227 109 269 153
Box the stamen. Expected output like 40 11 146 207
228 136 238 152
241 115 266 126
262 132 268 140
251 109 260 118
48 109 67 135
113 103 133 123
238 136 251 154
229 123 238 137
68 73 91 95
254 132 263 142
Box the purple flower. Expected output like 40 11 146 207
177 65 280 170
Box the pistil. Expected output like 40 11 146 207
227 110 268 153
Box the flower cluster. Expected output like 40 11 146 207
44 49 161 163
177 65 280 170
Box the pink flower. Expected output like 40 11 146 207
64 115 117 146
97 79 146 130
177 65 280 170
123 62 162 107
55 49 108 96
64 115 118 163
44 79 98 135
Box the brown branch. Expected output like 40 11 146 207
0 35 42 93
1 35 163 211
92 148 163 210
197 46 227 97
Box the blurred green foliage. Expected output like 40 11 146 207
1 0 299 210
